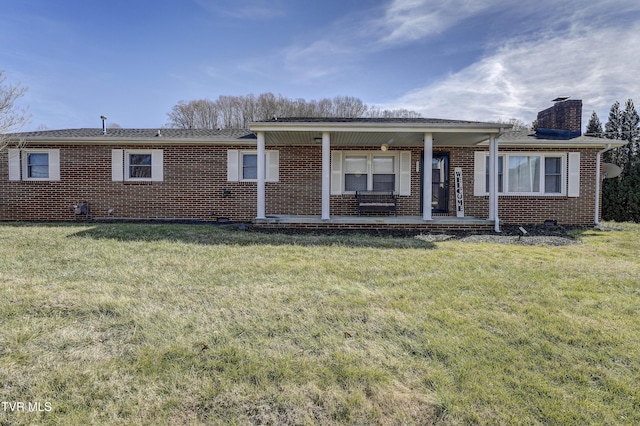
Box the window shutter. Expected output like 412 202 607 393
49 149 61 181
8 149 21 181
568 152 580 197
112 149 124 181
330 150 342 195
266 150 279 182
399 151 411 195
151 149 164 182
227 150 239 182
473 151 486 196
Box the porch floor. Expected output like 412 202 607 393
253 215 495 231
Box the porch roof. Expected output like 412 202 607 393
249 117 508 147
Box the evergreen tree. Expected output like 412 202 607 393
602 98 640 222
585 111 603 136
622 99 640 164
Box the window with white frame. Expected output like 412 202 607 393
476 152 580 196
127 152 152 179
241 153 258 180
8 148 61 181
111 149 163 182
26 152 50 179
342 152 397 193
331 150 411 195
227 150 279 182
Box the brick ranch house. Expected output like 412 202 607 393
0 99 624 231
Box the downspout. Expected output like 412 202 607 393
594 143 611 227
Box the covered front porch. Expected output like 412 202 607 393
248 118 506 232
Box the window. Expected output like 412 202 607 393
342 152 397 193
344 156 368 191
128 153 152 179
242 153 258 180
331 151 411 195
372 156 395 191
111 149 163 182
476 152 574 196
27 152 50 179
508 155 541 193
8 149 60 181
227 150 279 182
485 156 504 193
545 157 562 193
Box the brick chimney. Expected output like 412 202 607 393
536 97 582 139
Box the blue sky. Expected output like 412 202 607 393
2 0 640 131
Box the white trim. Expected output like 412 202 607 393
8 148 21 181
18 149 60 181
151 149 163 182
321 132 330 219
123 149 161 182
112 149 124 181
567 152 580 197
266 150 279 183
227 150 280 182
256 131 266 220
227 150 239 181
339 151 401 194
399 151 412 196
474 151 570 197
48 149 61 181
473 151 486 196
423 133 433 220
330 150 343 195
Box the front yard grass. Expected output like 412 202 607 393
0 222 639 425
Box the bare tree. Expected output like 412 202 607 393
0 71 29 149
495 118 530 131
367 107 422 118
166 92 423 129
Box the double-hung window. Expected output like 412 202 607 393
27 152 50 179
227 150 279 182
241 153 258 180
111 149 164 182
128 153 152 179
8 148 61 181
342 152 397 193
476 152 577 196
344 156 368 192
331 150 411 195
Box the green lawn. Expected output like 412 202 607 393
0 222 639 425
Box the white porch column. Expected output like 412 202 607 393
488 136 496 221
489 135 500 232
256 131 266 220
321 132 331 220
423 133 433 221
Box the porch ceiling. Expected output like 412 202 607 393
263 131 492 147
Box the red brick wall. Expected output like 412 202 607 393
0 144 601 225
464 148 599 225
537 99 582 133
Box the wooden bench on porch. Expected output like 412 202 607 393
355 191 398 216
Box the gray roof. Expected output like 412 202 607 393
496 130 625 147
256 116 502 125
6 128 256 141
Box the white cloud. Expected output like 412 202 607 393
386 22 640 124
374 0 499 45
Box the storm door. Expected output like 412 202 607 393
420 152 449 213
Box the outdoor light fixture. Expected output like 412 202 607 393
380 139 393 151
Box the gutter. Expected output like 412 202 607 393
594 143 612 227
